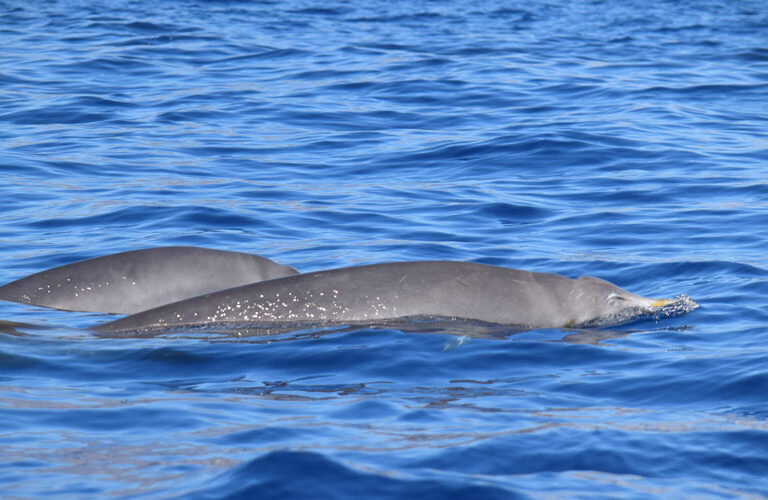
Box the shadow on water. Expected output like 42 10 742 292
0 319 41 337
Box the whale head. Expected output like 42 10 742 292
563 276 698 328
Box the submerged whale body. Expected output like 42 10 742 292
0 247 298 314
97 261 696 333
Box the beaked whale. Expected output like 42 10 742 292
0 246 298 314
95 261 696 333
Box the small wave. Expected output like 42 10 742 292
184 450 516 500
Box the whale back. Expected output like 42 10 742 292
0 246 298 314
95 260 689 334
97 261 584 332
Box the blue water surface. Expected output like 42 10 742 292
1 0 767 498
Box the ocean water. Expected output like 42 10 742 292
1 0 767 498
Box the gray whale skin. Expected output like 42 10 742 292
0 246 298 314
97 261 694 333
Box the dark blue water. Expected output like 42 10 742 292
1 0 767 498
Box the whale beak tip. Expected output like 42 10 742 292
650 298 675 308
648 295 699 313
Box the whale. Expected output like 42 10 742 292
96 261 696 333
0 246 298 314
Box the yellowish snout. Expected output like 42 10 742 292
649 298 676 308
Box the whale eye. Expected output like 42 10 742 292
607 292 627 304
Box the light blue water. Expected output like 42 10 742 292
1 0 767 498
